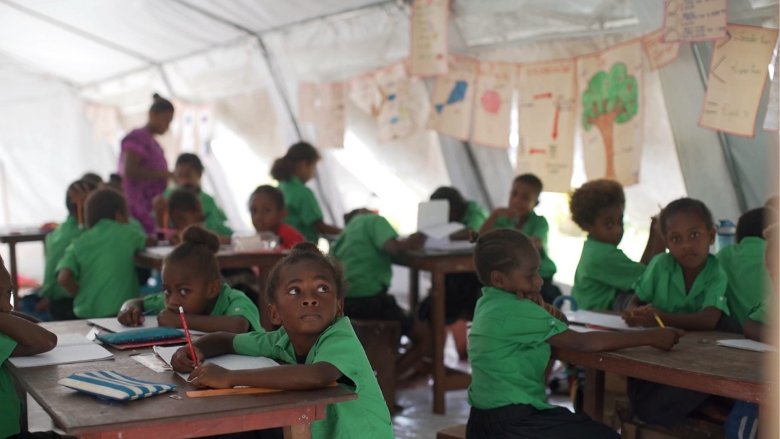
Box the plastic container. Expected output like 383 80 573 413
716 219 736 252
232 231 279 252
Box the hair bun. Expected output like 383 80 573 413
152 92 162 100
290 242 322 256
181 225 220 253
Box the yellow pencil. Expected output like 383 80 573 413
654 313 666 328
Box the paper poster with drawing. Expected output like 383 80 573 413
578 40 643 185
471 62 514 148
428 57 478 140
349 73 383 118
298 82 346 148
700 25 778 137
410 0 449 76
373 63 427 142
643 28 680 70
297 82 317 122
663 0 727 42
516 59 577 193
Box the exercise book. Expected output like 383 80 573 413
9 333 113 368
153 345 279 382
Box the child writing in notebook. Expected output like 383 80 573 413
117 226 261 333
249 185 305 249
570 179 665 311
0 255 58 438
167 188 232 244
171 242 393 439
466 229 682 439
480 173 560 303
622 197 731 428
271 142 341 242
57 188 149 318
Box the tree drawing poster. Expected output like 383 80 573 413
516 59 577 193
373 62 425 143
428 57 478 140
471 61 514 148
700 24 778 137
410 0 449 76
578 40 643 185
643 27 680 70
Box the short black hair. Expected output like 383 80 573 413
514 174 543 196
264 242 344 303
736 207 766 242
270 142 320 181
249 185 285 210
65 179 98 216
165 225 220 282
659 198 714 236
80 172 103 186
569 179 626 229
168 188 202 215
473 228 538 286
150 93 174 113
343 208 372 225
85 188 127 228
430 186 468 223
175 153 204 175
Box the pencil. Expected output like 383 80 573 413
654 313 666 328
179 306 200 368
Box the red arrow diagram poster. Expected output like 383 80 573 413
471 61 514 148
516 59 577 193
578 40 644 185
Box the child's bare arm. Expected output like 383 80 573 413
189 362 342 390
0 312 57 357
383 233 426 255
479 208 516 235
57 269 78 296
640 217 666 264
743 319 764 342
548 327 683 353
157 310 250 334
117 298 145 327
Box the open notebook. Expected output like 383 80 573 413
153 345 279 382
9 333 113 368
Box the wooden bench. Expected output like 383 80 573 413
437 424 466 439
351 319 400 411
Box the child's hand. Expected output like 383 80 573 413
542 303 568 324
492 207 520 221
157 308 182 328
407 232 427 250
646 327 685 351
622 305 658 327
171 345 204 373
117 307 144 327
187 364 233 389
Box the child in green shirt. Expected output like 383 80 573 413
466 229 681 439
480 173 560 303
271 142 341 242
117 226 261 333
332 208 431 379
0 255 58 438
570 179 665 311
743 207 777 342
57 188 148 318
167 188 232 244
171 243 393 439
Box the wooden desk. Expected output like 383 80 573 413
395 249 475 414
0 227 50 303
555 330 770 423
10 320 356 439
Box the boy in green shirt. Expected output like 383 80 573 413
0 255 57 438
57 188 148 318
569 179 665 311
331 209 430 379
467 229 681 439
167 188 233 244
480 173 560 303
171 243 393 439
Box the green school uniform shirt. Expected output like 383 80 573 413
0 332 20 438
716 237 770 325
747 299 768 324
143 283 261 332
468 286 567 410
163 188 232 237
634 253 729 315
572 236 646 310
331 214 398 298
39 215 82 301
278 177 323 243
461 201 488 231
233 317 393 439
494 211 557 279
57 219 146 318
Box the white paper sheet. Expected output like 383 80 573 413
153 345 279 381
9 334 113 368
88 317 205 336
716 339 775 352
424 239 475 251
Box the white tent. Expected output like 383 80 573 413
0 0 777 285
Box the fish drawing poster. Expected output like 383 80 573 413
427 57 478 140
471 61 515 148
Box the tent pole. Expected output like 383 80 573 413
463 141 495 210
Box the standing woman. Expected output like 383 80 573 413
118 94 174 234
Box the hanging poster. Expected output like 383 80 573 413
763 47 779 132
410 0 449 76
349 73 383 118
428 57 478 140
471 62 514 148
297 82 317 122
578 40 643 185
298 82 346 148
374 63 424 142
643 28 680 70
663 0 727 42
700 25 778 137
516 59 577 193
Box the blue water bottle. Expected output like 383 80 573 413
716 219 736 251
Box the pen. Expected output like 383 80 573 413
179 306 200 368
654 313 666 328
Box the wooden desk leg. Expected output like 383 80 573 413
432 270 446 414
584 368 605 423
408 267 420 313
283 424 312 439
8 242 19 305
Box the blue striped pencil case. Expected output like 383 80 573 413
59 370 176 401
